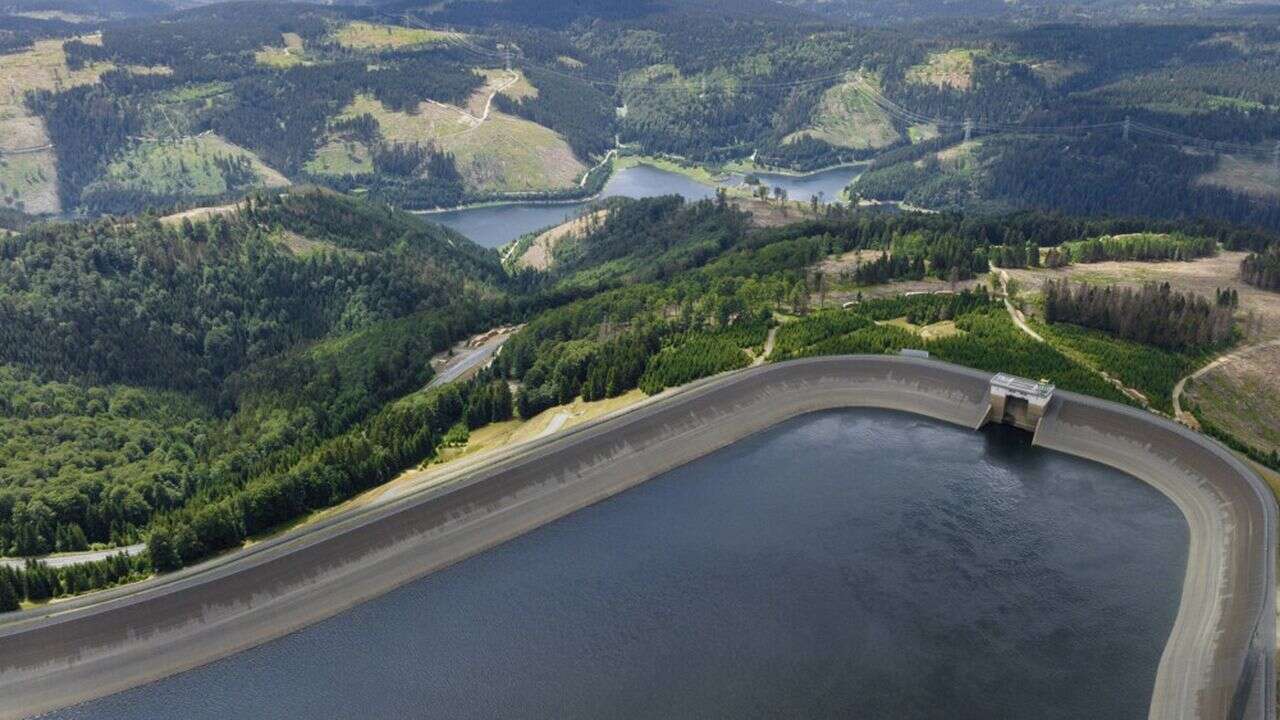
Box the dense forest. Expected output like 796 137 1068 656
1060 233 1218 264
0 189 500 393
0 188 504 562
1042 280 1235 350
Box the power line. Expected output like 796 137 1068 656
395 12 1277 161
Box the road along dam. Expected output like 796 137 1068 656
0 356 1274 720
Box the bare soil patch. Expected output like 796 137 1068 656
517 209 609 271
159 201 242 226
733 198 822 228
814 248 887 276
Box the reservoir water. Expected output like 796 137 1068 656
429 163 862 248
738 164 864 204
53 409 1187 720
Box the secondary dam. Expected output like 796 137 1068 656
0 356 1273 719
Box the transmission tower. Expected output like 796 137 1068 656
1123 116 1131 142
1273 140 1279 179
963 117 973 143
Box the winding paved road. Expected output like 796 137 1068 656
427 334 509 388
0 544 143 570
0 356 1272 720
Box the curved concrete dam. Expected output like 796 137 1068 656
0 356 1274 719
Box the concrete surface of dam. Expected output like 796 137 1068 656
0 356 1273 720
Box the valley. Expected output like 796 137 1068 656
2 2 1280 719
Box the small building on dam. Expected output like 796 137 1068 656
988 373 1055 432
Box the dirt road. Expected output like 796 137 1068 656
1173 338 1280 429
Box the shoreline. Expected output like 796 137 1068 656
411 155 868 217
727 159 869 178
0 356 1271 720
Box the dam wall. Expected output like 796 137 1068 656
1034 395 1277 720
0 356 1272 720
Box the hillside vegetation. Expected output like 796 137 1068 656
2 180 1279 607
0 189 502 566
4 1 1280 232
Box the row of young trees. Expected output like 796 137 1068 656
1043 280 1234 350
144 363 518 574
0 553 148 611
1061 233 1218 263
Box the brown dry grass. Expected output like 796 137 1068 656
304 389 648 523
517 209 609 271
732 197 822 228
158 201 242 226
1005 251 1280 341
814 248 887 276
1186 344 1280 456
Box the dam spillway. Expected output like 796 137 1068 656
0 356 1273 720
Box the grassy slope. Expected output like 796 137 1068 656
784 72 900 150
338 92 584 193
332 21 463 51
905 48 984 91
1196 154 1280 200
1186 344 1280 457
91 134 290 198
0 36 110 214
254 32 308 69
0 34 170 214
305 138 374 176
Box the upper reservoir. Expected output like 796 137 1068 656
429 163 861 248
51 408 1186 720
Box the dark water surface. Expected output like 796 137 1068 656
428 165 718 248
52 409 1187 720
428 164 862 248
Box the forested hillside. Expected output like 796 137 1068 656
0 189 503 567
4 0 1280 228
